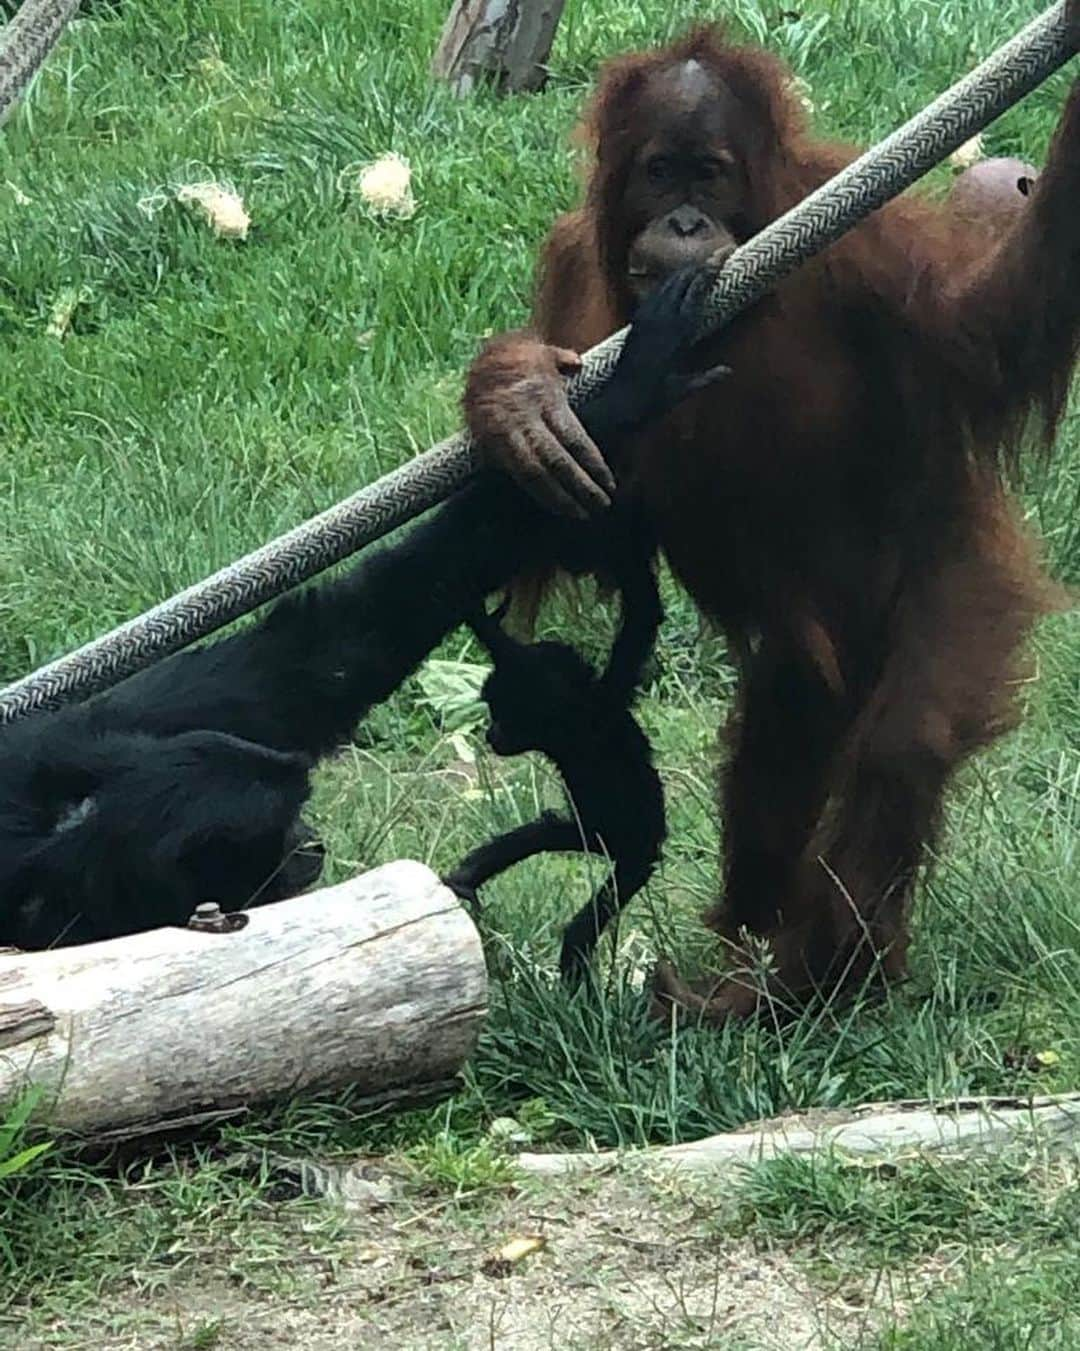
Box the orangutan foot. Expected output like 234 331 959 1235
648 958 766 1025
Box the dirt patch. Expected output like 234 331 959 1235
16 1169 892 1350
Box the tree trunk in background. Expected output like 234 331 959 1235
432 0 567 97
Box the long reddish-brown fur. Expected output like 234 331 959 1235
464 24 1080 1014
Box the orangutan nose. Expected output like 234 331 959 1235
668 206 710 237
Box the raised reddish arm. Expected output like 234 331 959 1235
943 58 1080 437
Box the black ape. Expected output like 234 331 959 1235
0 264 722 949
0 474 559 948
2 727 320 949
443 539 666 981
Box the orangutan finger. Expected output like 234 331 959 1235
504 429 591 519
550 345 584 377
544 403 617 501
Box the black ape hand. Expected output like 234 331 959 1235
578 251 732 451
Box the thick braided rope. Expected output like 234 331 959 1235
0 1 1075 724
0 0 81 123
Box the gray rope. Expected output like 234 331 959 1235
0 1 1075 725
0 0 81 123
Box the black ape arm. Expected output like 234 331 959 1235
65 262 713 760
572 261 733 453
597 545 663 707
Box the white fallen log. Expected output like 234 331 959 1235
0 860 486 1143
516 1094 1080 1175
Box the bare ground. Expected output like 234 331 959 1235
13 1166 905 1351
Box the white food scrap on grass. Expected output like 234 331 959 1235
137 181 251 239
789 75 815 114
342 152 417 219
949 133 985 170
46 286 93 340
176 182 251 239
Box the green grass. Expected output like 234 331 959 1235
736 1149 1080 1265
1 0 1080 1342
876 1246 1080 1350
698 1144 1080 1348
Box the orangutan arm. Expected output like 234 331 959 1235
942 72 1080 449
464 212 619 517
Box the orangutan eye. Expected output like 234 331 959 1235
698 154 733 181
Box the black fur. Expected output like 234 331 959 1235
443 542 666 981
0 264 711 949
0 728 321 948
0 479 557 948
